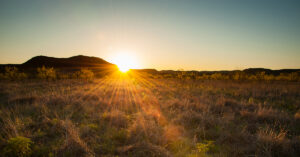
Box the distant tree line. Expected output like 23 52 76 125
135 70 300 81
1 66 300 81
0 66 94 80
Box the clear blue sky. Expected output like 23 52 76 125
0 0 300 70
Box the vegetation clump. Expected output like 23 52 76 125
72 68 94 80
0 67 27 80
37 66 56 80
2 136 33 157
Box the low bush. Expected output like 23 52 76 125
37 66 56 80
72 69 94 80
2 136 33 157
0 67 27 80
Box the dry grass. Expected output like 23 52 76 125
0 75 299 156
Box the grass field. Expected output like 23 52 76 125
0 74 300 157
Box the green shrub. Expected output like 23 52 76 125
3 136 33 157
168 138 193 156
195 140 215 154
37 66 56 80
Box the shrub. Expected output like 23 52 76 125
0 73 5 79
57 73 70 79
37 66 56 80
72 69 94 80
256 127 291 156
276 73 290 81
210 73 223 80
195 140 216 154
1 67 28 80
2 136 33 157
256 72 266 80
289 72 300 81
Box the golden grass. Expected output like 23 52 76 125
0 72 299 156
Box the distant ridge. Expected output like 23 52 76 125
159 68 300 74
0 55 299 75
242 68 300 75
22 55 114 68
0 55 118 76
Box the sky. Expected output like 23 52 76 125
0 0 300 70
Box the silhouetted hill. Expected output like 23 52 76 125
22 55 114 68
0 55 118 77
243 68 300 75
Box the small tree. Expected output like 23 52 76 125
37 66 56 80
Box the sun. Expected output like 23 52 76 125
118 65 130 73
111 53 139 73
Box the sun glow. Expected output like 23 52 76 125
110 52 139 73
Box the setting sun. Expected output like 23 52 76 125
110 53 139 73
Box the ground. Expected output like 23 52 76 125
0 76 300 157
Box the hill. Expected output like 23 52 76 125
0 55 118 77
22 55 114 68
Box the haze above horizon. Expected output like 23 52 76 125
0 0 300 70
